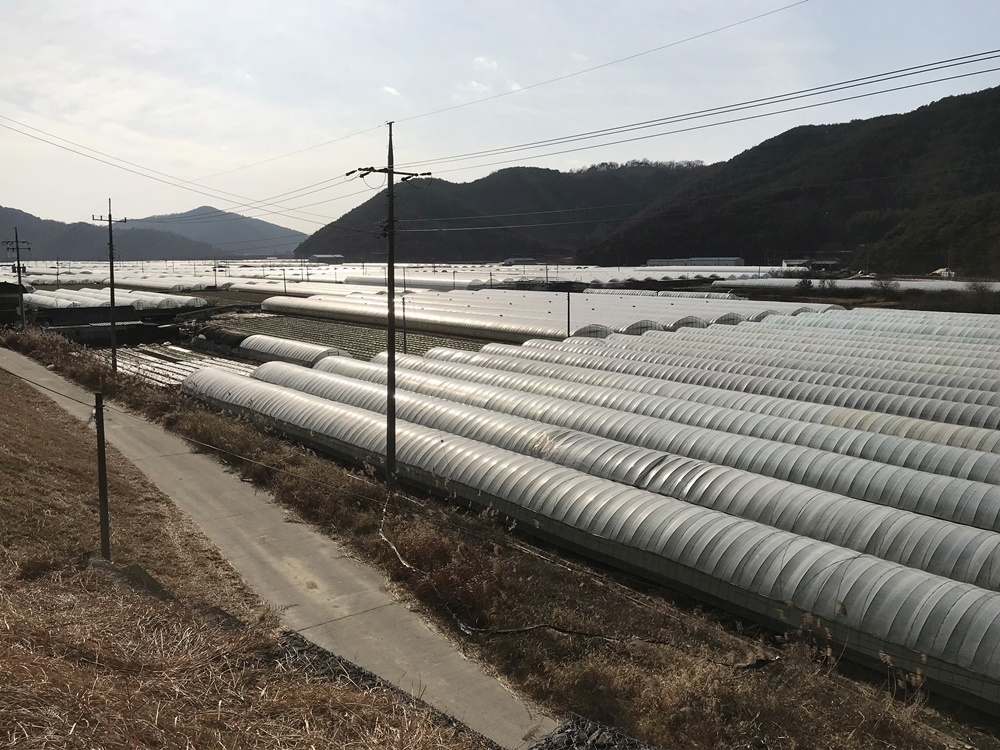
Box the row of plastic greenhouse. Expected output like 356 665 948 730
12 259 800 294
176 304 1000 707
335 264 800 289
259 290 840 342
713 277 1000 293
24 287 207 309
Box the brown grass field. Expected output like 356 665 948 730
4 328 1000 749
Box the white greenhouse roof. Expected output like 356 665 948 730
179 304 1000 707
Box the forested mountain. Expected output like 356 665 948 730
583 86 1000 275
122 206 308 256
298 86 1000 274
0 207 224 261
293 162 704 263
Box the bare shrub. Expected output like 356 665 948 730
871 277 901 299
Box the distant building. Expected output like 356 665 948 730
501 257 539 266
310 254 345 265
782 258 843 272
646 257 744 266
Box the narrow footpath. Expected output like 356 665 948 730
0 349 556 749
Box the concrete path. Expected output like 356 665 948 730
0 350 556 748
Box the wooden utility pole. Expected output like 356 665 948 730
2 229 29 329
92 200 126 373
348 124 430 489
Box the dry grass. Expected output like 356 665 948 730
2 575 487 749
4 328 999 749
0 358 494 750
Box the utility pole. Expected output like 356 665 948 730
347 122 430 489
92 200 126 373
401 295 407 355
567 291 571 338
94 392 112 560
2 228 29 329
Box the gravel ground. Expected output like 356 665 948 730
528 715 659 750
210 311 485 360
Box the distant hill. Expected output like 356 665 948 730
581 86 1000 275
122 206 309 256
0 207 223 261
293 162 704 263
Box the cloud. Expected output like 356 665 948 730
381 85 401 97
473 56 498 71
507 81 522 92
466 80 490 94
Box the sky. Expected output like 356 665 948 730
1 0 999 238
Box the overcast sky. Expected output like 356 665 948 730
1 0 998 238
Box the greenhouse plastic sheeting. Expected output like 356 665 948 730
180 367 1000 707
355 349 1000 484
468 342 1000 429
419 347 1000 454
518 338 1000 408
253 360 1000 590
314 355 1000 532
238 334 351 367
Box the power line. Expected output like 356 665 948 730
419 65 1000 178
134 175 367 224
396 50 1000 171
400 216 632 233
397 161 1000 236
396 1 814 126
396 158 1000 231
396 200 656 224
0 120 339 227
0 115 350 225
312 54 1000 234
0 117 380 235
0 119 376 231
0 0 813 230
102 0 812 184
6 50 997 240
130 188 377 228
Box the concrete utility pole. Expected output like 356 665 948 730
2 228 29 329
347 123 430 489
92 200 126 373
94 392 112 560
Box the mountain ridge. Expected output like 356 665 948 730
298 86 1000 275
122 206 309 256
582 87 1000 274
0 205 310 261
0 206 223 261
293 161 704 263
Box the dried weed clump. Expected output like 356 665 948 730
3 329 995 749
